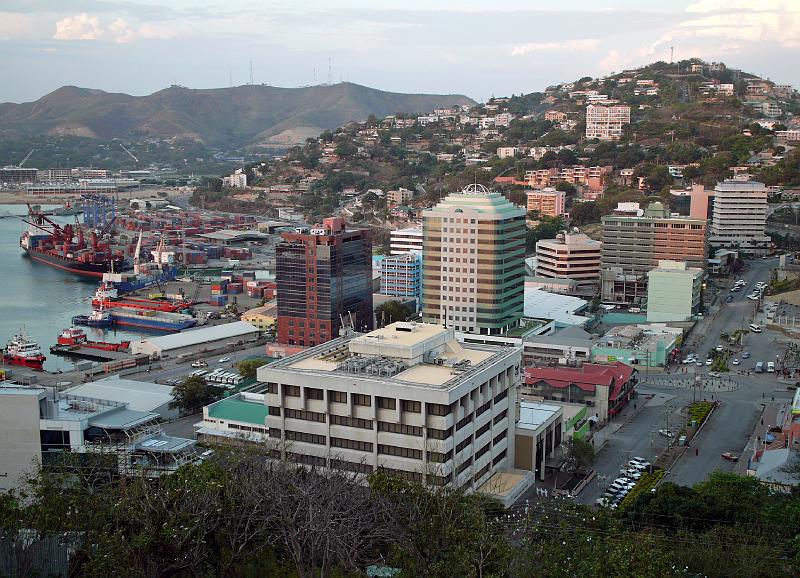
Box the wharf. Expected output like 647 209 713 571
49 344 132 362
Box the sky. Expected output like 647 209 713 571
1 0 800 103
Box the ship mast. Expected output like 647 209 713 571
133 230 143 275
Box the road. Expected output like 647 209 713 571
578 257 795 503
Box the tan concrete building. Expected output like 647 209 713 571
709 180 771 256
422 184 527 335
535 231 602 296
526 188 566 217
585 105 631 140
257 322 521 488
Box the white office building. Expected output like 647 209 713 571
389 227 424 255
585 105 631 140
257 321 521 488
708 180 771 256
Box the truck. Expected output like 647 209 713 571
767 361 775 373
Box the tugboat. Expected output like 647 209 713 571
3 332 46 369
51 327 130 354
72 308 113 328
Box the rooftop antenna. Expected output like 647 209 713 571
327 57 332 85
229 69 232 87
313 67 316 84
670 46 674 64
249 59 254 85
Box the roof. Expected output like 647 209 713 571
207 396 269 425
525 362 634 400
134 433 195 453
88 406 158 429
755 448 796 486
523 288 590 326
198 229 270 241
133 321 259 352
518 401 562 432
526 325 595 348
64 377 174 413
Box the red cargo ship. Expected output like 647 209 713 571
52 327 130 353
20 205 127 279
91 283 189 313
3 332 46 370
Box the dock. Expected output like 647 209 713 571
50 344 132 362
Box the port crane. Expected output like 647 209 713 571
18 149 34 167
119 143 139 166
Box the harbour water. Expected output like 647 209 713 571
0 204 147 372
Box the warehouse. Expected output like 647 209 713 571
63 376 178 418
129 321 260 358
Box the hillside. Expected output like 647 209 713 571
0 83 475 148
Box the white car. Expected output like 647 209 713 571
709 371 721 378
683 356 696 364
219 357 231 363
747 294 760 301
732 358 740 366
706 358 713 365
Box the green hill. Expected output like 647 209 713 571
0 83 475 148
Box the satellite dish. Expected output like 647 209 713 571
636 209 645 216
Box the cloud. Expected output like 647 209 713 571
0 12 37 40
511 38 598 56
53 13 102 40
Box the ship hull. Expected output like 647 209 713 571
24 247 126 279
109 312 196 332
3 354 45 370
72 315 113 328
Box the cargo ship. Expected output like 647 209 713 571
3 332 46 370
109 309 196 332
50 327 130 355
91 283 189 313
20 204 127 279
100 231 178 294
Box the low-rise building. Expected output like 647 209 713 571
592 324 683 368
523 287 592 328
222 169 248 188
242 304 278 331
535 232 602 296
390 227 423 255
257 322 521 488
523 362 635 423
520 325 596 367
526 188 566 217
387 188 414 206
196 392 269 444
514 401 562 480
646 260 703 322
130 321 261 358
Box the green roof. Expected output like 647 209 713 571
208 397 268 425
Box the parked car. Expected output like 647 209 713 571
709 371 721 378
749 324 762 333
706 358 713 365
725 295 734 303
732 358 740 366
747 294 760 301
219 357 231 363
742 351 751 359
191 360 208 368
696 361 704 367
658 429 675 438
715 345 724 352
721 452 739 462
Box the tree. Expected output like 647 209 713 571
562 437 596 474
569 201 602 226
236 358 269 379
169 375 224 414
376 300 413 326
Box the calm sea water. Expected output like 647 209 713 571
0 204 145 371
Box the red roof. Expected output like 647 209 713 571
525 362 634 401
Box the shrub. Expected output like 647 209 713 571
688 401 713 426
618 469 665 511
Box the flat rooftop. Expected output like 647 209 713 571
518 401 562 432
266 322 514 390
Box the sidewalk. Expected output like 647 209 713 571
737 401 784 474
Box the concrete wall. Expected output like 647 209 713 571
0 394 42 491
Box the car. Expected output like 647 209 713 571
749 324 762 333
625 470 643 480
683 356 696 364
725 295 734 303
747 294 760 301
706 358 713 365
708 371 721 378
721 452 739 462
628 307 641 313
219 357 231 363
658 429 675 438
696 361 704 367
732 358 740 365
715 345 724 352
742 351 751 359
191 360 208 368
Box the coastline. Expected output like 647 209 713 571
0 189 170 205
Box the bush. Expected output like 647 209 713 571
618 469 665 511
688 401 713 426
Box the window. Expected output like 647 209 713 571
456 413 473 431
329 390 347 403
284 385 301 397
352 394 372 407
378 421 423 437
400 399 422 413
475 400 491 418
493 388 508 403
330 458 372 474
493 431 506 445
266 382 278 394
475 422 490 440
285 430 326 445
331 414 373 430
377 466 423 484
331 437 373 452
305 387 324 400
427 450 452 463
455 459 473 476
286 452 326 467
285 408 326 423
378 444 422 460
492 449 507 466
475 442 491 461
493 409 508 425
456 436 472 453
377 397 397 410
427 427 453 440
268 406 281 417
427 403 450 416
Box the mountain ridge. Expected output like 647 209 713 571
0 83 475 148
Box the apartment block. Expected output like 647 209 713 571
390 227 424 255
535 232 602 295
387 188 414 206
708 180 771 255
585 105 631 141
380 253 422 310
257 322 521 488
526 188 566 217
646 260 703 322
524 165 611 189
276 217 373 346
544 110 567 122
601 202 707 304
422 184 527 335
